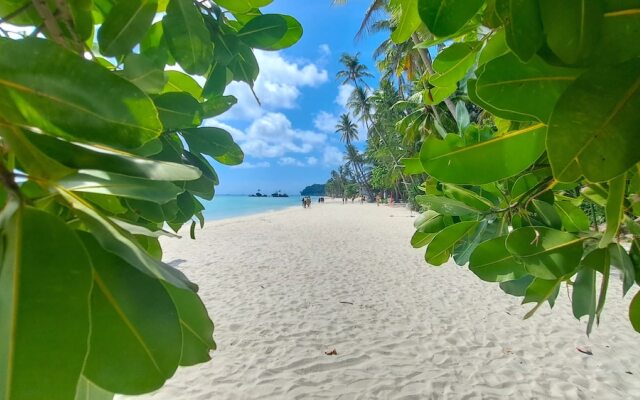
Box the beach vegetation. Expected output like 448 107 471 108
0 0 301 398
330 0 640 334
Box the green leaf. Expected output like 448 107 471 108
201 95 237 119
0 38 162 150
391 0 422 43
415 194 480 216
423 85 456 106
57 189 197 290
600 173 627 247
630 291 640 333
469 235 528 282
554 200 590 233
506 227 584 280
181 127 244 166
539 0 604 65
268 15 303 50
163 71 203 99
98 0 158 57
162 284 216 366
163 0 213 75
229 43 260 86
79 235 181 395
495 0 544 62
530 199 562 229
401 157 425 175
425 221 480 266
593 4 640 65
420 125 546 184
573 265 597 335
522 277 561 318
442 184 493 212
474 53 580 122
609 243 635 297
24 131 202 181
122 53 167 94
411 231 436 248
547 58 640 182
59 170 183 204
0 206 92 400
478 29 509 67
452 220 491 265
499 275 534 297
431 42 479 87
140 22 172 68
238 14 288 50
154 92 202 130
74 377 114 400
417 0 484 37
203 64 231 99
413 210 449 232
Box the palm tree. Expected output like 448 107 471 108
336 53 373 88
335 113 359 146
344 144 372 199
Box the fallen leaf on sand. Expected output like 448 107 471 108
577 346 593 355
325 349 337 356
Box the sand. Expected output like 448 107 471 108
120 199 640 400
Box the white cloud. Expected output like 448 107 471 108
209 113 327 159
219 50 328 121
319 44 331 57
234 161 271 169
278 157 305 167
307 157 318 166
323 146 344 166
313 111 339 133
335 84 355 109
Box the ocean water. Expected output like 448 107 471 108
200 194 312 221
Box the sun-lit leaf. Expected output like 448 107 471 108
0 206 92 400
548 58 640 183
238 14 289 50
181 127 244 166
74 377 114 400
415 194 480 216
390 0 421 43
98 0 158 57
0 38 162 150
420 125 546 184
417 0 484 37
431 42 479 87
163 0 213 75
506 227 584 280
154 92 202 130
554 200 590 233
425 221 480 266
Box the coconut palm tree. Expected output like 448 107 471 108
335 113 359 146
336 53 373 88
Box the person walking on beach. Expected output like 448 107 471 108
302 197 307 208
375 194 381 206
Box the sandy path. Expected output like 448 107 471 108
121 199 640 400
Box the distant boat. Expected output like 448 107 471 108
249 190 266 197
271 190 289 198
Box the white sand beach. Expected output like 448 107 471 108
122 199 640 400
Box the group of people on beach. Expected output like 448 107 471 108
301 196 312 208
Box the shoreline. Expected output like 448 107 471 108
125 200 640 400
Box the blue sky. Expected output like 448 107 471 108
209 1 386 195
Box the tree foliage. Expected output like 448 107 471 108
332 0 640 335
0 1 301 398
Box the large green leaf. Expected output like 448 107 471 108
495 0 544 62
24 131 201 181
163 0 213 75
163 70 203 99
154 92 202 130
98 0 158 57
499 275 534 297
609 243 636 297
140 22 172 68
599 173 627 247
554 200 590 233
573 265 597 335
506 227 584 280
266 15 303 50
0 38 162 150
80 235 181 395
74 377 114 400
474 53 580 122
162 284 216 366
122 53 166 94
415 194 480 216
181 127 244 166
548 59 640 183
430 42 479 87
469 235 528 282
539 0 604 65
522 277 561 318
593 3 640 64
442 184 494 212
478 29 509 67
59 170 183 204
229 43 260 86
391 0 422 43
420 125 546 184
0 206 92 400
425 221 480 266
631 291 640 333
237 14 288 50
57 189 197 290
417 0 484 37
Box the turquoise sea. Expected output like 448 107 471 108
200 194 312 221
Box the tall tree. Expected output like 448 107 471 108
335 113 359 146
336 52 373 88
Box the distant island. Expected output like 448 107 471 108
300 184 325 196
249 190 289 198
